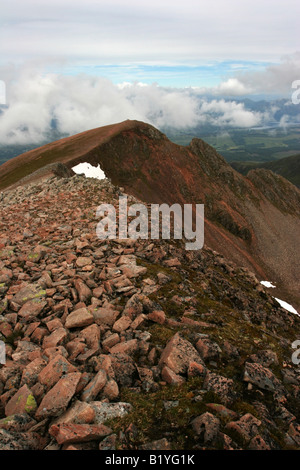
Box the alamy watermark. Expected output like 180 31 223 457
292 80 300 105
0 80 6 105
0 340 6 365
96 196 204 251
292 340 300 365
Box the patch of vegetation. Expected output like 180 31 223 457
165 126 300 165
105 377 207 449
146 323 181 347
231 400 260 419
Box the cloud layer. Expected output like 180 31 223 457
1 0 299 146
214 53 300 96
1 0 299 64
0 66 272 145
1 50 299 146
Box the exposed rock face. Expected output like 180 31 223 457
0 173 300 450
243 362 284 393
158 333 204 375
35 372 82 419
5 384 37 417
49 422 112 445
191 412 221 445
225 413 262 444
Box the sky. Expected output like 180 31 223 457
0 0 299 144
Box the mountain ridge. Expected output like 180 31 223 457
0 119 299 311
231 153 300 188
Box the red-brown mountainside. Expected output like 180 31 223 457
0 120 299 309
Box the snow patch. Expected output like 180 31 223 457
260 281 299 317
274 298 300 316
72 162 106 180
260 281 276 288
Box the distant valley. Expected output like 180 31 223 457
165 126 300 163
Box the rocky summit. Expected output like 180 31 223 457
0 173 300 451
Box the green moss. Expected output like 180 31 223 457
22 290 47 303
224 426 247 448
0 144 76 191
159 298 185 319
136 258 186 320
0 416 14 425
147 323 181 347
269 427 295 450
231 400 260 419
137 252 293 365
25 394 37 414
201 390 223 405
105 377 206 449
28 253 39 260
0 299 8 314
136 258 182 283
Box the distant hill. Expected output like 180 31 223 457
231 153 300 188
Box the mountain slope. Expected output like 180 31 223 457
231 153 300 188
0 175 300 450
0 120 299 310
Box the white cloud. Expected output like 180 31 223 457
198 99 261 127
0 81 6 104
0 66 267 145
279 115 290 132
230 53 300 95
193 53 300 97
214 78 252 96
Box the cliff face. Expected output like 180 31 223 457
0 119 299 309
